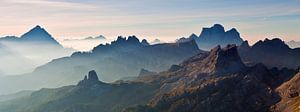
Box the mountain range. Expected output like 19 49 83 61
1 44 298 112
0 25 73 74
0 24 300 112
0 35 201 95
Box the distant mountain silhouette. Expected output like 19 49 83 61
0 25 62 46
238 38 300 69
150 39 165 45
181 24 244 50
77 70 106 86
1 45 297 112
0 35 201 94
287 40 300 48
0 25 73 74
64 35 107 41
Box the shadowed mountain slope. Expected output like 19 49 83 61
238 38 300 69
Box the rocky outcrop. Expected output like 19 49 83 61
77 70 105 86
182 45 246 75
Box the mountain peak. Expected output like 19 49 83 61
78 70 104 86
141 39 150 46
212 24 225 32
20 25 61 46
186 44 246 75
195 24 243 50
252 38 290 51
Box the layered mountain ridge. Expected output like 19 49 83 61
1 44 298 112
0 25 73 75
238 38 300 69
0 35 201 95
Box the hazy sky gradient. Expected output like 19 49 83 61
0 0 299 44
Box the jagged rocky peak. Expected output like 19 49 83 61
194 44 246 74
127 35 140 43
78 70 104 86
141 39 150 46
111 35 143 45
253 38 290 50
194 24 243 50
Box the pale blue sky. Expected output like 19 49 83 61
0 0 299 44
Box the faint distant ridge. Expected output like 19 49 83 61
287 40 300 48
150 39 165 45
183 24 244 50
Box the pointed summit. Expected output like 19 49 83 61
20 25 61 46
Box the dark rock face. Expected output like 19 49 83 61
78 70 104 86
238 38 300 69
193 24 244 50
